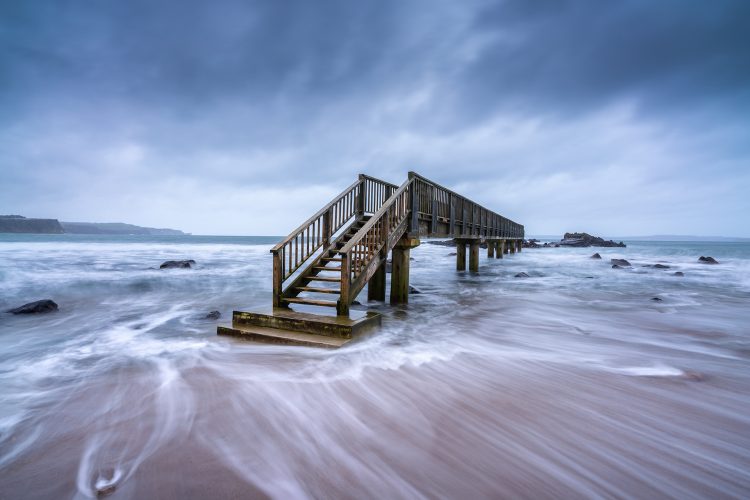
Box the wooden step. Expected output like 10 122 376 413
321 257 342 262
296 286 340 294
307 276 341 282
282 297 338 307
218 324 350 348
313 266 342 271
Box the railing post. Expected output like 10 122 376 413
338 252 351 316
449 194 455 236
356 174 366 217
409 177 418 235
430 186 438 235
322 208 332 247
272 250 283 308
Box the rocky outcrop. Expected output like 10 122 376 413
591 253 602 259
698 256 719 264
0 215 64 234
560 232 626 248
673 272 685 277
514 272 530 278
7 299 58 314
610 259 631 267
205 310 221 319
160 260 196 269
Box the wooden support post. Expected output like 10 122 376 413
495 240 503 259
390 236 420 305
368 258 386 301
469 240 480 272
510 240 516 254
504 239 510 255
456 240 467 271
337 253 351 316
517 239 523 253
487 240 495 258
272 251 284 307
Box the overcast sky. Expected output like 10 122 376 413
2 0 749 236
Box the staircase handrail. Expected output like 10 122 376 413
270 174 397 307
338 178 414 304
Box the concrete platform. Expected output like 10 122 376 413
217 324 351 348
217 307 381 348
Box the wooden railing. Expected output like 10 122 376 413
338 172 524 306
409 172 524 239
338 179 412 303
270 175 397 306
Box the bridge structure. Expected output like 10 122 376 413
218 172 525 347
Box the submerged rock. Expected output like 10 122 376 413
7 299 58 314
590 253 602 259
160 259 196 269
698 256 719 264
651 297 663 302
612 264 623 269
514 272 530 278
409 286 422 294
673 271 685 277
653 264 671 269
205 310 221 320
610 258 631 267
448 252 457 256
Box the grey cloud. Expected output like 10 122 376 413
1 0 748 235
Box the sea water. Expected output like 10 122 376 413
1 234 749 498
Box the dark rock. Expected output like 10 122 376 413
590 253 602 259
409 286 422 294
448 252 457 256
351 300 362 306
514 272 530 278
523 239 542 248
585 276 594 279
426 239 455 247
673 272 685 277
560 232 626 248
205 310 221 320
698 256 719 264
7 299 58 314
653 264 671 269
651 297 663 302
612 264 622 269
610 258 631 267
96 484 117 497
160 259 195 269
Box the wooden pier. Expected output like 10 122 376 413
218 172 524 346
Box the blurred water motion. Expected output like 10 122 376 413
1 235 749 498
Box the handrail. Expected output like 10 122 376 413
339 178 413 305
408 171 524 238
270 174 397 307
270 179 360 253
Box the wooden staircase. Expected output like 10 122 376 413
218 172 525 348
279 215 371 311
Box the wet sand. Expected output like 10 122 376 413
1 238 750 498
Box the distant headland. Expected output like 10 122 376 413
0 215 187 235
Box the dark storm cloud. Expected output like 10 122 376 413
449 0 750 121
1 0 748 235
